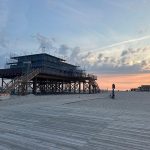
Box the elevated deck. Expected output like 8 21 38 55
0 53 100 95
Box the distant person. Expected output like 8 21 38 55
111 83 115 99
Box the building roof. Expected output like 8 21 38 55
10 53 80 67
11 53 65 61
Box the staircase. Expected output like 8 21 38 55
3 69 40 94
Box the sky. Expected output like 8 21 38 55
0 0 150 90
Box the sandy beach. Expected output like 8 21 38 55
0 92 150 149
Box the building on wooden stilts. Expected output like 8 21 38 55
0 53 100 95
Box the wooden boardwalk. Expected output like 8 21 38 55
0 92 150 150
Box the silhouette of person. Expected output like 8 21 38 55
112 83 115 99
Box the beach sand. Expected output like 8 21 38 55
0 92 150 150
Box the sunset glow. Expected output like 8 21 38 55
98 73 150 91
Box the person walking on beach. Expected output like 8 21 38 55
111 83 115 99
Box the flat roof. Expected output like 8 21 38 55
11 53 79 67
11 53 65 61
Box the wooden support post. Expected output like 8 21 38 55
62 81 64 93
55 81 57 94
50 81 53 93
83 82 85 93
2 78 4 89
79 81 81 94
58 82 60 93
74 82 76 94
69 82 71 93
89 81 91 94
52 81 54 93
33 78 37 94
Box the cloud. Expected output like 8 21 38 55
1 33 150 76
70 45 150 74
46 34 150 75
0 54 6 68
0 0 9 32
121 48 139 56
0 0 11 67
83 35 150 53
69 46 81 65
59 44 69 55
105 0 149 12
35 33 57 53
0 35 10 68
141 60 150 71
0 34 8 49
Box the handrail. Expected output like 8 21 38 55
3 69 40 93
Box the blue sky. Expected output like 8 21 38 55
0 0 150 79
1 0 150 47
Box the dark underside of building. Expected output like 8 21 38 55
0 53 100 95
